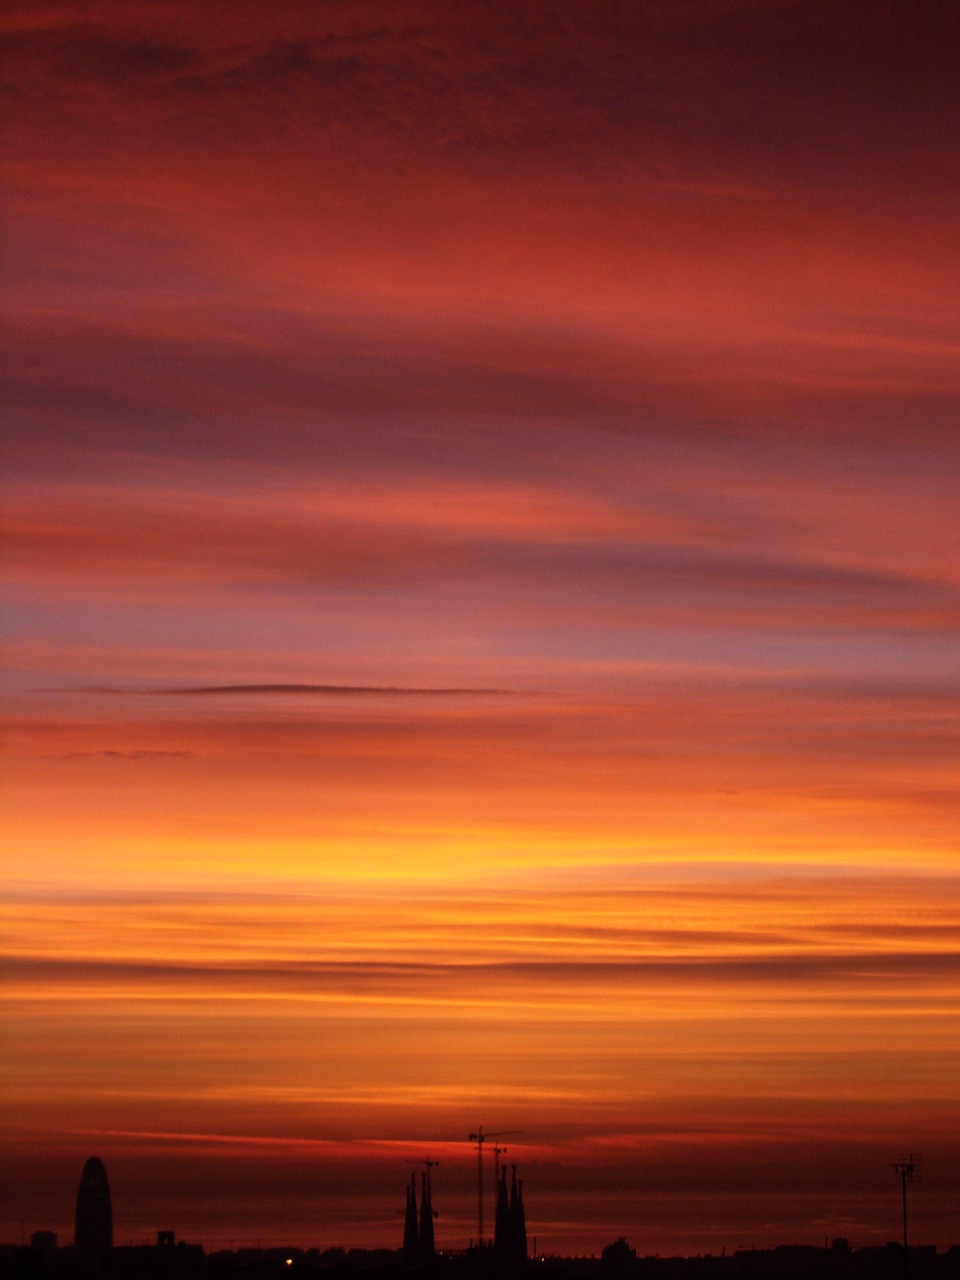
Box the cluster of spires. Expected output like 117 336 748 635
402 1160 527 1268
493 1164 527 1267
403 1170 436 1265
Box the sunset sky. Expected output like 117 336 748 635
2 0 959 1257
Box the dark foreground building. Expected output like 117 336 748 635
75 1157 112 1272
3 1239 960 1280
493 1165 528 1271
402 1170 437 1265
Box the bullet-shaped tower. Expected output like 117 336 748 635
75 1157 112 1273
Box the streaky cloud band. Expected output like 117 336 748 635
40 683 510 696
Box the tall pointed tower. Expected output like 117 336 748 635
513 1173 528 1263
75 1156 112 1272
403 1173 419 1260
494 1165 510 1256
418 1170 436 1262
509 1165 527 1265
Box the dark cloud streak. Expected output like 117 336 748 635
39 683 506 697
7 950 960 991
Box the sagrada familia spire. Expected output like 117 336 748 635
401 1155 528 1269
494 1164 527 1269
419 1170 436 1261
403 1174 419 1260
402 1168 437 1265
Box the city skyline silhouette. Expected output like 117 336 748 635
6 1144 958 1266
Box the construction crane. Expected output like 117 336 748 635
468 1127 521 1244
405 1156 440 1201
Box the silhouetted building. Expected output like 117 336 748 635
494 1167 510 1257
600 1237 638 1280
419 1171 436 1263
493 1165 527 1271
509 1165 527 1265
75 1156 112 1272
403 1174 419 1261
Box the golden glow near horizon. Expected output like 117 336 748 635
2 0 959 1257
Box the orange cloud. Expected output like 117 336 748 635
3 0 958 1256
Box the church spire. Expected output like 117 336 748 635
403 1173 419 1260
419 1169 436 1263
494 1165 510 1256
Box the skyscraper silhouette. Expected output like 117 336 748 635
75 1156 112 1272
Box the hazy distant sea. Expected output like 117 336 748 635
93 1189 959 1257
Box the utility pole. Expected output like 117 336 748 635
892 1154 917 1280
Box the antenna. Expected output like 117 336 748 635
892 1153 919 1280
